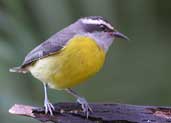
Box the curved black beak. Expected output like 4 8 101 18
113 31 129 40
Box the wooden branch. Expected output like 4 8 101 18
9 102 171 123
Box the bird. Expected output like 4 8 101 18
9 16 128 117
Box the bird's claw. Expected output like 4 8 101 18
44 100 55 115
77 97 92 118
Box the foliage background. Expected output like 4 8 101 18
0 0 170 122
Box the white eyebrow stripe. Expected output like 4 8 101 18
81 18 114 30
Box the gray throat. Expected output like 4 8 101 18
83 32 114 52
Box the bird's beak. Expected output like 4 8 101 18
112 31 129 40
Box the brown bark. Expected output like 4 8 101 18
9 103 171 123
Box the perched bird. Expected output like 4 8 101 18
10 16 128 117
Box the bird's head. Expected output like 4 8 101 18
68 16 129 52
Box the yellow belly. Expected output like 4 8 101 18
29 36 106 89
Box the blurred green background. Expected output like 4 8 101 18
0 0 171 122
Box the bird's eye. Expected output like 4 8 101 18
99 24 106 30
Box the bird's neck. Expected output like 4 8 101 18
83 33 114 52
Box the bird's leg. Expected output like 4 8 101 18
43 83 55 115
65 88 92 118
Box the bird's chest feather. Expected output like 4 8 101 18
29 36 106 89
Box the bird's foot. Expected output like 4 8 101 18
77 97 93 118
44 99 55 115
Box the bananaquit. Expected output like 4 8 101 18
10 16 128 117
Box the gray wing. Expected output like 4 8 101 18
21 30 75 67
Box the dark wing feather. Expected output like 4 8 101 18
22 42 63 66
21 30 75 67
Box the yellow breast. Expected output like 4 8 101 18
29 35 106 89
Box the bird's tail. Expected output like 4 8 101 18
9 66 28 73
